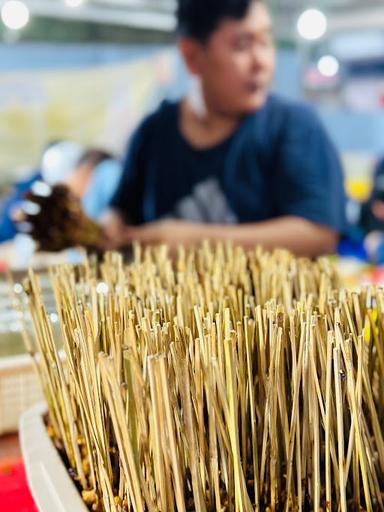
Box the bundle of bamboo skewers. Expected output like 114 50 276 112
22 184 103 251
16 244 384 511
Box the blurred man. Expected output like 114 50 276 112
104 0 346 257
0 143 121 243
0 141 83 243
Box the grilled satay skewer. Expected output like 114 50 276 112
18 182 104 252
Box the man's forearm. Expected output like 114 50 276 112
109 216 338 257
183 216 338 257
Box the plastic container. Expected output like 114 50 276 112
0 355 43 435
20 402 88 512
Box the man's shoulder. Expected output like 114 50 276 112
135 100 179 138
262 93 320 127
239 94 320 147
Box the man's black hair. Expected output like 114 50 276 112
76 149 114 168
176 0 258 42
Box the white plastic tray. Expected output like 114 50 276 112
20 402 88 512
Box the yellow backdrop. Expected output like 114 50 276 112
0 52 173 181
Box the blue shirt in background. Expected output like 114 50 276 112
111 94 346 233
82 158 122 220
0 171 41 243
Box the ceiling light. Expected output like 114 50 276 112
317 55 340 77
297 8 327 41
65 0 85 7
1 0 30 30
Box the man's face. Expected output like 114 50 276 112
183 2 275 115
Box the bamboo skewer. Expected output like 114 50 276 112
16 244 384 511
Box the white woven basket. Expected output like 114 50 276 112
0 271 58 435
0 355 43 435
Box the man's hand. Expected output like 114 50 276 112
99 210 128 250
100 218 199 253
100 215 196 251
123 220 200 248
372 200 384 222
100 217 203 252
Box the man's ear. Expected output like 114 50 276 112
178 38 205 76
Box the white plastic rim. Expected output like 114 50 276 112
1 0 30 30
20 403 88 512
297 8 327 41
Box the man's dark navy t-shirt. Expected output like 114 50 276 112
111 94 346 232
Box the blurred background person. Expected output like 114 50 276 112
67 148 122 220
0 140 83 242
0 142 121 243
361 157 384 233
358 157 384 263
